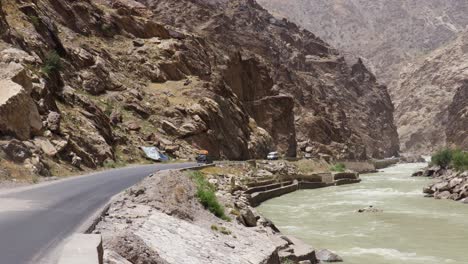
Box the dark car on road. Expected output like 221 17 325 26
196 150 213 164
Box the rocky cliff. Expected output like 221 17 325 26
0 0 399 180
257 0 468 86
257 0 468 154
394 31 468 153
446 83 468 150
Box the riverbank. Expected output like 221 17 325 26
94 170 322 263
414 166 468 203
92 160 369 263
257 163 468 264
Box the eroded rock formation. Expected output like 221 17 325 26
446 83 468 149
0 0 399 179
257 0 468 153
257 0 468 87
394 31 468 153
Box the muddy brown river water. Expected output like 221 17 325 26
258 163 468 264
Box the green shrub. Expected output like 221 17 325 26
41 51 63 76
431 149 455 168
330 163 346 172
431 148 468 171
190 171 230 221
280 259 294 264
452 151 468 171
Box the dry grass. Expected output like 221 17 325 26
174 184 187 203
199 165 247 176
290 159 330 174
0 160 37 183
145 77 201 107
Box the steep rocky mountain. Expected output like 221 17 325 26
257 0 468 86
394 31 468 153
0 0 398 180
446 82 468 150
258 0 468 153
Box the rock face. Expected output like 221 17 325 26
143 0 399 159
257 0 468 153
0 61 42 140
0 0 399 178
446 83 468 150
394 32 468 153
257 0 468 87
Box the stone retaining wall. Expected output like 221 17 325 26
249 181 299 206
245 181 293 195
249 172 361 207
372 158 400 169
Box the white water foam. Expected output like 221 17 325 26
335 188 422 198
342 247 456 263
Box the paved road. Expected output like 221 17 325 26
0 162 197 264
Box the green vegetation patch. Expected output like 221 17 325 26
190 171 230 221
432 148 468 171
330 163 346 172
210 224 232 235
41 51 63 76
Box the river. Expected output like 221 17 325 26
257 163 468 263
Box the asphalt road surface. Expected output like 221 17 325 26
0 162 197 264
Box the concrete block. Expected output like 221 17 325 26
317 172 333 184
332 172 359 180
58 234 103 264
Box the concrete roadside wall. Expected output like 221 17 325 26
58 234 103 264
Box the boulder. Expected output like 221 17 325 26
449 178 463 188
279 236 317 263
1 139 32 163
70 152 82 168
423 186 434 194
123 102 151 119
0 62 42 140
305 146 313 153
435 191 451 200
24 155 50 176
125 121 141 131
241 207 257 227
316 249 343 262
424 166 440 177
164 145 179 154
110 110 123 126
432 181 450 192
161 120 179 135
46 111 61 132
357 206 382 213
33 137 58 157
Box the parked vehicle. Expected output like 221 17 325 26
196 150 213 164
267 151 279 160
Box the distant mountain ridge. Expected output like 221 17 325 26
257 0 468 86
258 0 468 153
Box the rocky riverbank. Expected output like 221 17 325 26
414 167 468 203
93 161 361 263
